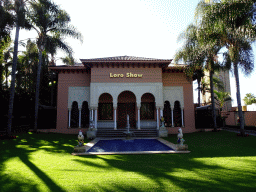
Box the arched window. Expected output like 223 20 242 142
141 93 155 120
99 93 113 120
174 101 182 127
117 91 136 128
81 101 89 127
71 101 79 128
163 101 172 127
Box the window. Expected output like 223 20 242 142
141 102 154 120
99 103 113 120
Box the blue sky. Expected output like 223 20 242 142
17 0 256 106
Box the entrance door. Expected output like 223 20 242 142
117 103 135 128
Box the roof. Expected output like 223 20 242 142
80 55 173 69
80 55 172 62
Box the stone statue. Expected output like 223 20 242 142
160 116 165 128
77 130 84 147
177 127 185 145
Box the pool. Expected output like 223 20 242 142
87 139 174 152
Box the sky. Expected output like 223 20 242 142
15 0 256 107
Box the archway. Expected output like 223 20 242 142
98 93 113 120
117 91 136 128
164 101 172 127
174 101 182 127
81 101 89 127
71 101 79 128
141 93 155 120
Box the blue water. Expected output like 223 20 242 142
87 139 174 152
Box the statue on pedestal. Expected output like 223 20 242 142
177 127 185 145
77 130 84 147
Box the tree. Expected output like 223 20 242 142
197 0 256 136
0 0 15 41
61 55 76 66
175 24 205 107
28 0 82 132
214 90 232 111
175 23 222 131
243 93 256 105
7 0 29 135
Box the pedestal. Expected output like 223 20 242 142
159 130 168 137
176 144 188 151
73 146 86 153
87 130 96 139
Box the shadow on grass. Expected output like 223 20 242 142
1 131 256 191
72 131 256 191
0 132 76 192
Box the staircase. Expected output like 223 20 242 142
96 127 158 138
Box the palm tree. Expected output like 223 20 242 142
61 55 76 66
175 24 206 107
214 90 232 111
28 0 82 132
175 23 222 131
197 0 256 136
6 0 37 135
0 0 15 41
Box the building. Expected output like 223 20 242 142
48 56 196 135
202 69 232 111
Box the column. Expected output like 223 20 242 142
79 108 82 128
157 107 160 130
160 107 163 127
171 107 174 127
94 108 97 130
91 108 94 121
68 108 71 128
160 108 163 117
181 107 184 127
114 107 117 130
138 106 140 130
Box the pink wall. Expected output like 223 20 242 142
56 72 90 133
162 72 196 134
225 111 256 127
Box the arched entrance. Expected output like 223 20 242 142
163 101 172 127
140 93 155 120
174 100 182 127
117 91 136 128
81 101 89 127
98 93 113 121
71 101 79 128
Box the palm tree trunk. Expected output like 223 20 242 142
210 69 217 131
233 62 245 136
34 48 43 132
7 22 20 135
197 79 201 106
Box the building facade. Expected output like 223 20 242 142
49 56 196 134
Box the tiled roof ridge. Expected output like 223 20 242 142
80 55 172 61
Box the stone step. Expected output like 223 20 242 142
96 128 158 137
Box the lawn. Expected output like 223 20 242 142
0 131 255 192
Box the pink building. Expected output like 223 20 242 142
48 56 196 135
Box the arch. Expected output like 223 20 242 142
163 100 172 127
174 100 182 127
71 101 79 128
117 91 136 128
118 90 136 103
140 93 155 120
81 101 89 127
98 93 113 120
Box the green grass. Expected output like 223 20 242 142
1 131 256 192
